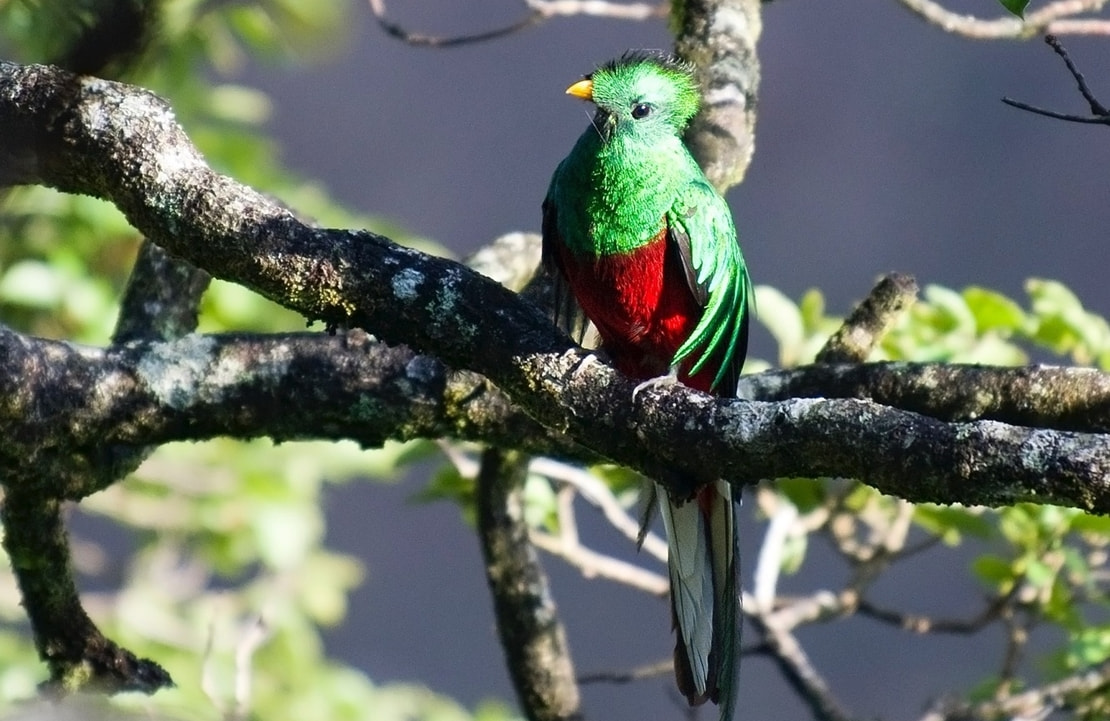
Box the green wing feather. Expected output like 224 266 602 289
667 179 753 394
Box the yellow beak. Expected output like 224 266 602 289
565 78 594 101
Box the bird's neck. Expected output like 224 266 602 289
567 131 691 257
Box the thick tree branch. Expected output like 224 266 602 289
0 492 171 693
3 61 1110 511
477 449 582 721
113 240 210 344
737 362 1110 433
0 326 587 500
6 320 1110 508
0 191 208 691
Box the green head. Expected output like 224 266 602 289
566 51 700 143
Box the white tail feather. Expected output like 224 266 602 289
658 482 715 695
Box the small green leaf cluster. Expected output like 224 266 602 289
754 280 1110 712
755 278 1110 370
884 281 1110 367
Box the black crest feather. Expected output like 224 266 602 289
590 49 695 79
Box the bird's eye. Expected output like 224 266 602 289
631 103 651 119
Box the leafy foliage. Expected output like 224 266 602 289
0 2 497 721
741 282 1110 717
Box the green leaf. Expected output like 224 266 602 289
207 84 273 125
251 502 321 569
754 285 805 367
924 284 976 334
914 504 993 545
0 260 66 307
961 333 1027 366
779 531 808 575
998 504 1035 545
999 0 1030 17
1070 512 1110 537
591 464 650 500
963 286 1027 332
971 553 1015 591
798 288 826 332
1022 555 1056 589
414 464 476 526
1024 279 1110 364
1068 627 1110 667
523 473 559 532
776 478 826 514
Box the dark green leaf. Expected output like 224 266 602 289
998 0 1030 17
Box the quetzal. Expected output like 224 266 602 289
541 51 752 719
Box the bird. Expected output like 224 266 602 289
541 51 752 720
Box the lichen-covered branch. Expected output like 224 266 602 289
113 240 210 344
2 60 1110 515
0 325 586 500
0 492 171 694
674 0 763 190
0 193 209 691
816 273 918 363
5 319 1110 510
737 362 1110 433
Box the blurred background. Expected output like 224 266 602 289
3 1 1110 720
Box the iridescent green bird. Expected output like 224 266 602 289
542 51 752 720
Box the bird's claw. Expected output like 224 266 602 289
571 352 601 380
632 373 680 401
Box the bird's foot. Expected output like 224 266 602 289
632 372 680 401
570 351 602 380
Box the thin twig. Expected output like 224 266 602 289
232 616 271 721
530 458 668 562
750 611 856 721
752 495 798 613
998 608 1029 692
1045 33 1108 114
526 0 665 19
366 0 663 47
1046 17 1110 32
1001 96 1110 122
530 530 669 595
856 590 1014 635
898 0 1110 38
1003 34 1110 124
763 590 845 632
578 659 673 686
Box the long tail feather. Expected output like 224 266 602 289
658 480 739 719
